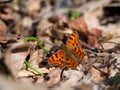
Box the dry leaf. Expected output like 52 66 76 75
90 67 105 84
48 16 60 23
88 28 103 39
46 68 61 86
0 18 19 43
102 38 120 50
24 0 41 17
5 42 31 77
0 35 17 43
17 70 34 78
87 35 99 48
68 17 88 34
52 69 84 90
0 75 48 90
0 13 13 21
29 50 39 68
0 20 7 34
36 19 53 36
22 17 32 29
87 29 103 48
62 69 83 86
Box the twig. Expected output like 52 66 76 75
60 67 67 80
0 0 13 4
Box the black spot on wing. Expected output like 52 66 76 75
69 36 74 40
55 53 58 58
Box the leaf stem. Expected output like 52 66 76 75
24 37 48 53
24 61 44 76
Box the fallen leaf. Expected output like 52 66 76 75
5 42 31 77
0 75 48 90
45 67 61 86
0 35 17 43
0 13 13 21
22 17 32 29
36 19 53 36
102 38 120 50
48 16 60 23
68 17 89 34
0 20 7 34
29 50 39 69
87 35 99 48
90 67 106 84
53 69 85 90
88 28 103 39
24 0 41 17
17 70 34 78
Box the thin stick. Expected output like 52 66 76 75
60 67 67 80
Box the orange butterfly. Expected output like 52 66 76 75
48 31 85 68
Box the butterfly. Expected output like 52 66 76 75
48 31 85 68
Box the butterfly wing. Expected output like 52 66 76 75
66 58 79 68
66 31 81 49
48 31 85 69
48 50 65 67
66 31 85 61
73 47 85 60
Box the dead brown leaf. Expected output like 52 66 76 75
17 70 34 78
45 67 61 86
0 13 13 21
0 75 48 90
0 35 17 43
19 0 41 17
0 20 13 43
36 19 53 36
68 17 89 34
29 50 39 69
88 28 103 39
90 67 105 84
87 29 103 48
48 16 60 23
0 20 7 34
87 35 99 48
5 42 31 77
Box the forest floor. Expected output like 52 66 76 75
0 0 120 90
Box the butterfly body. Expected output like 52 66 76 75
48 31 85 68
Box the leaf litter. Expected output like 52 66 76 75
0 0 120 90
